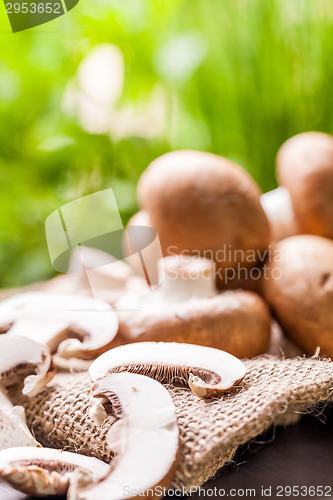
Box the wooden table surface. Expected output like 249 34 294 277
1 404 332 500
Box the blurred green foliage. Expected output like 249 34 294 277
1 0 333 287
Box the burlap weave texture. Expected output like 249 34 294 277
13 355 333 490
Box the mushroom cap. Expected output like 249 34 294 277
74 372 179 500
277 131 333 238
0 292 119 360
117 289 271 359
0 336 55 397
89 342 246 398
0 447 110 496
261 234 333 358
137 150 270 287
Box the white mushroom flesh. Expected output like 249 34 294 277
0 292 119 359
89 342 246 398
0 447 110 497
72 372 179 500
67 245 135 304
0 336 55 397
0 387 41 449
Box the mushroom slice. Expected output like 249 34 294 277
0 447 110 496
0 336 55 397
0 292 119 360
72 372 179 500
89 342 246 398
0 387 41 449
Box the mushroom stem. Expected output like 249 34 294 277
117 255 217 310
116 255 271 358
157 255 217 302
72 373 179 500
260 187 298 241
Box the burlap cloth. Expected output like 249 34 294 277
10 355 333 490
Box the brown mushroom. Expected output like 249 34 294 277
137 150 270 290
277 131 333 239
0 292 119 360
116 255 271 358
89 342 246 398
261 234 333 358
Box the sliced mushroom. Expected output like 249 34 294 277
0 292 119 360
72 372 179 500
0 447 110 496
65 245 135 305
0 336 55 449
89 342 246 398
116 255 271 359
0 336 55 397
0 387 41 449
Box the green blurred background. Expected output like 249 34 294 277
1 0 333 287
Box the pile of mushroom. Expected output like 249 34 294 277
0 372 180 499
257 131 333 358
0 339 246 498
1 132 333 498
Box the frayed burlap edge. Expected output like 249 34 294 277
13 355 333 490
